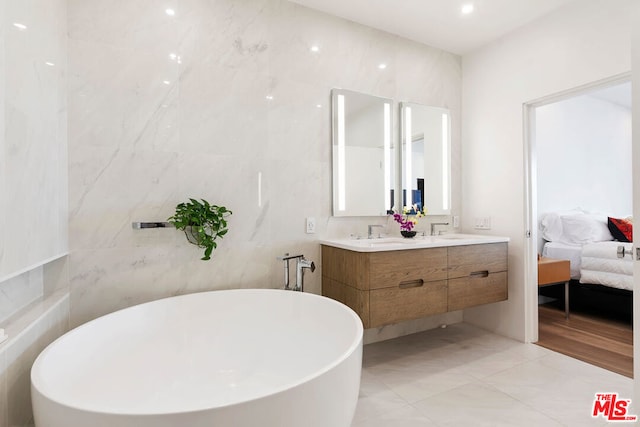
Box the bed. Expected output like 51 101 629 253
539 210 634 318
541 240 633 290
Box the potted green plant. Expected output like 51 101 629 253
168 198 232 260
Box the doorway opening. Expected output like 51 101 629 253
524 74 633 377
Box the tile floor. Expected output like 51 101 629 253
352 323 634 427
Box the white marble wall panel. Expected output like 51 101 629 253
0 350 6 427
68 0 461 330
69 147 179 250
0 1 5 281
1 0 68 278
178 65 270 156
0 268 43 325
2 293 69 426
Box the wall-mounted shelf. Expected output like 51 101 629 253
132 222 174 229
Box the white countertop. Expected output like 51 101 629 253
320 233 509 252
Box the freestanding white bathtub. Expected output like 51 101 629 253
31 289 363 427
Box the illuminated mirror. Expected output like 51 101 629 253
331 89 394 216
400 102 451 215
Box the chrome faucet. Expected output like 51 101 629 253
430 222 449 236
277 253 302 290
367 224 383 239
277 254 315 291
295 257 316 292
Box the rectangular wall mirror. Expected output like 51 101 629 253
400 102 451 215
331 89 394 216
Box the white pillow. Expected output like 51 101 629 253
560 214 613 244
539 209 584 242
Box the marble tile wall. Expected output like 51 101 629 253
0 269 43 325
0 0 68 279
68 0 462 328
0 0 69 424
0 292 69 427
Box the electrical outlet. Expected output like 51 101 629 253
453 216 460 228
306 217 316 234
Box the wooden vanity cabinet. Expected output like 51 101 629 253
447 243 508 311
322 246 447 328
322 242 508 328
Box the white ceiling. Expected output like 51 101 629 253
288 0 577 55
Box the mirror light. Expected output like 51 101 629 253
384 102 391 212
442 113 449 211
404 106 412 208
337 94 346 211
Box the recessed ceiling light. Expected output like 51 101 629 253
265 95 274 100
165 8 175 16
378 63 387 70
316 104 322 108
13 22 27 30
162 80 171 85
310 45 320 53
461 4 474 14
45 62 55 66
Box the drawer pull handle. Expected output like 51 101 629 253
399 279 424 289
470 270 489 278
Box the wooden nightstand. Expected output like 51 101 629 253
538 257 571 318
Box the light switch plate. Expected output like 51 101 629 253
474 217 491 230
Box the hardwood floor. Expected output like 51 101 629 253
537 304 633 378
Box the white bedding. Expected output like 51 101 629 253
542 241 634 291
542 241 582 279
579 241 634 291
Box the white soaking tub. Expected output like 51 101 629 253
31 289 363 427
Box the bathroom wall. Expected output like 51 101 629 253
0 0 69 424
67 0 462 330
0 281 69 427
0 0 69 280
461 0 635 341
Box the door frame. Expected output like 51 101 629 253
523 72 632 343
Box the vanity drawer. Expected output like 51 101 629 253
448 243 507 279
370 279 447 327
447 271 507 311
369 248 447 290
